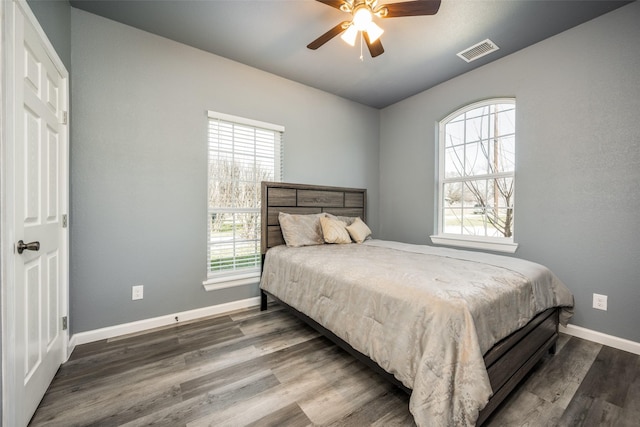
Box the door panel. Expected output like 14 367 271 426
3 1 69 425
25 259 42 380
47 127 59 221
20 12 64 424
24 107 41 223
47 252 60 346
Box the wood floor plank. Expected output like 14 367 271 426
295 360 390 425
66 342 187 386
182 314 319 370
243 403 311 427
369 405 416 427
556 345 639 427
34 326 298 424
108 313 236 345
524 336 602 407
48 321 245 395
236 308 306 337
269 337 354 384
34 350 187 413
581 399 623 427
120 371 282 427
325 387 412 427
567 345 638 406
186 380 310 426
555 332 572 353
31 357 188 425
180 337 329 401
485 388 564 426
557 395 624 427
619 355 640 427
179 355 271 401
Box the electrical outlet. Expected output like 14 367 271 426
132 285 144 300
593 293 607 311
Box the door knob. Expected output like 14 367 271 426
17 240 40 254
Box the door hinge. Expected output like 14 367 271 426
62 316 68 331
62 214 68 228
61 111 68 125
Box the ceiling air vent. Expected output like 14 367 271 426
457 39 499 63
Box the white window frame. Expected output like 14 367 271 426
203 110 283 291
431 98 518 253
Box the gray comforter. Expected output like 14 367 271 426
260 240 574 426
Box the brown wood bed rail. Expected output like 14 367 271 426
259 181 559 426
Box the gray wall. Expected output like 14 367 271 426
26 0 71 71
70 8 380 333
379 2 640 342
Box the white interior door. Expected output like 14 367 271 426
2 1 69 425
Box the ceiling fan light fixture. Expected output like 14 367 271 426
365 21 384 43
352 7 373 30
341 25 359 46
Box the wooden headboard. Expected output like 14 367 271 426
261 181 367 254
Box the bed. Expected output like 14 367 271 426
259 181 574 426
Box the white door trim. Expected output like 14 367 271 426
1 1 70 425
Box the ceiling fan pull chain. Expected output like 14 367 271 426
359 31 364 61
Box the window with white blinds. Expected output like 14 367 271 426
205 111 283 289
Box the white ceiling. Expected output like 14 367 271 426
69 0 631 108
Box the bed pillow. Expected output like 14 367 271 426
346 217 372 243
320 216 352 244
278 212 325 247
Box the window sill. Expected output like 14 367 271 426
430 235 518 253
202 272 260 292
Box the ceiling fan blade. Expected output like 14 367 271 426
307 21 350 50
380 0 441 18
315 0 346 11
364 32 384 58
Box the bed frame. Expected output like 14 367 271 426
259 181 559 425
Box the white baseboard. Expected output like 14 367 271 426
70 297 261 348
560 324 640 355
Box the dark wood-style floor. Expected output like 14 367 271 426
30 304 640 427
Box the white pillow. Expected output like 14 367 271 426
320 216 352 244
346 217 372 243
278 212 325 247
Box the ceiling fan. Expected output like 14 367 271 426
307 0 442 58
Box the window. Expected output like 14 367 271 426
431 99 517 253
204 111 283 290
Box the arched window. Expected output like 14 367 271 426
431 99 517 253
